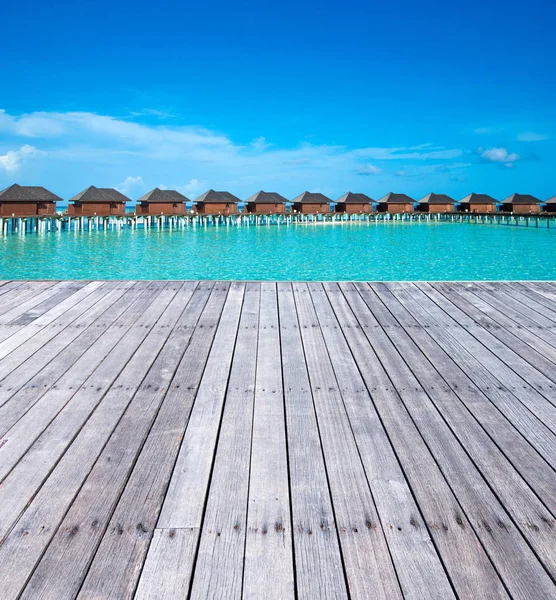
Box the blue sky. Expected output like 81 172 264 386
1 0 555 202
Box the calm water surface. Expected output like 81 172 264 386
0 221 554 280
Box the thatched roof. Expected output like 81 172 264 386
418 193 456 205
459 192 497 205
336 192 374 204
69 186 130 203
137 188 188 204
291 191 332 204
0 183 61 203
194 189 241 204
245 191 288 204
377 192 415 204
501 193 541 205
546 195 556 205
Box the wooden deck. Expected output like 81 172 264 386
0 280 555 599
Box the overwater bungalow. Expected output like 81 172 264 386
335 192 374 213
416 193 456 213
0 184 61 216
68 186 129 216
291 191 332 214
376 192 415 213
244 191 288 214
193 190 240 215
500 193 542 213
458 192 497 213
544 195 556 212
135 188 188 215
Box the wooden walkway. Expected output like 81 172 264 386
0 280 555 599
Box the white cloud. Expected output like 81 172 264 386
177 179 203 198
0 144 42 172
0 108 479 196
517 132 548 142
479 147 520 164
116 175 144 195
358 164 382 175
250 136 270 151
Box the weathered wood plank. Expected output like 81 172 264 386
0 282 197 600
134 282 245 599
0 282 174 540
293 282 403 600
0 281 67 324
0 280 105 352
369 282 556 517
323 283 509 599
350 283 556 582
413 282 556 434
468 282 556 349
0 281 137 407
242 283 295 600
374 282 556 474
310 282 454 600
0 282 155 476
188 282 260 599
77 283 230 600
381 283 556 595
0 282 55 318
276 282 348 599
435 282 556 382
10 281 90 326
13 283 214 600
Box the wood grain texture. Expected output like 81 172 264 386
0 281 554 600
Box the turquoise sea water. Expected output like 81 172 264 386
0 222 554 280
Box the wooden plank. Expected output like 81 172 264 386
516 281 556 314
0 280 105 351
134 282 245 599
435 282 556 381
348 284 556 579
379 282 556 476
77 283 231 600
293 282 403 600
369 282 556 517
275 282 348 599
0 282 140 436
323 283 510 599
13 282 215 600
0 282 55 317
0 281 68 324
376 283 556 595
479 282 556 329
10 281 90 326
0 282 174 541
308 282 454 600
0 282 197 600
0 281 146 450
242 283 295 600
188 282 260 599
468 283 556 350
498 281 556 324
412 283 556 435
0 280 136 404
